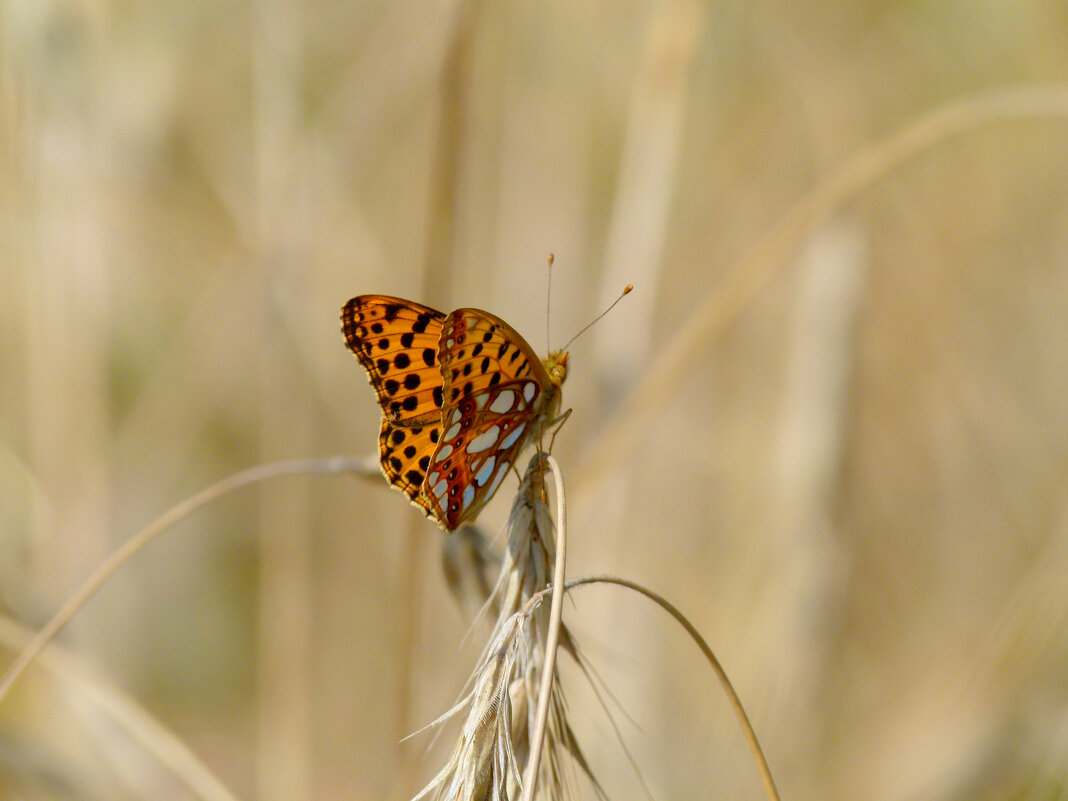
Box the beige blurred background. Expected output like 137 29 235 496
3 0 1068 799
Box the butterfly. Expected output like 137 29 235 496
341 295 568 531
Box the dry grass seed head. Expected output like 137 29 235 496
417 453 581 801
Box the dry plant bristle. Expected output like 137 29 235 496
416 454 591 801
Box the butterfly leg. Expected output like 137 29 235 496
547 407 572 452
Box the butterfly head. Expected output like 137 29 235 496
543 350 569 389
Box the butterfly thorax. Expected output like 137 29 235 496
540 349 569 419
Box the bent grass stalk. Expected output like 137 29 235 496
560 576 782 801
0 456 379 707
575 84 1068 500
0 615 241 801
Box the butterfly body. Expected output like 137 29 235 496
342 295 567 531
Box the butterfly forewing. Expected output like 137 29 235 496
437 308 552 409
341 295 446 424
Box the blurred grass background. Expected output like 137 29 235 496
2 0 1068 799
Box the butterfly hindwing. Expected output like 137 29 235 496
341 295 446 424
378 418 441 518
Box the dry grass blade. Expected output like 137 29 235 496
0 457 379 707
575 84 1068 500
0 615 242 801
563 575 781 801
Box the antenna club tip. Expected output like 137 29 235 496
623 284 634 294
546 253 555 266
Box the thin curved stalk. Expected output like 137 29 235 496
0 615 242 801
563 574 781 801
519 454 568 801
575 84 1068 499
0 456 377 706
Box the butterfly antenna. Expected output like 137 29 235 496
559 284 634 353
545 252 555 353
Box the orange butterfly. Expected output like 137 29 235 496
341 296 568 531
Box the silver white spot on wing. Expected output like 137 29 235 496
434 443 454 463
489 390 515 414
443 421 461 442
499 422 526 450
461 484 475 512
523 382 536 403
431 479 448 500
474 456 496 487
466 425 500 454
484 461 510 498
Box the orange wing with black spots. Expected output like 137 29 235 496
342 296 447 520
341 298 569 531
341 295 446 424
376 418 441 516
422 309 567 530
